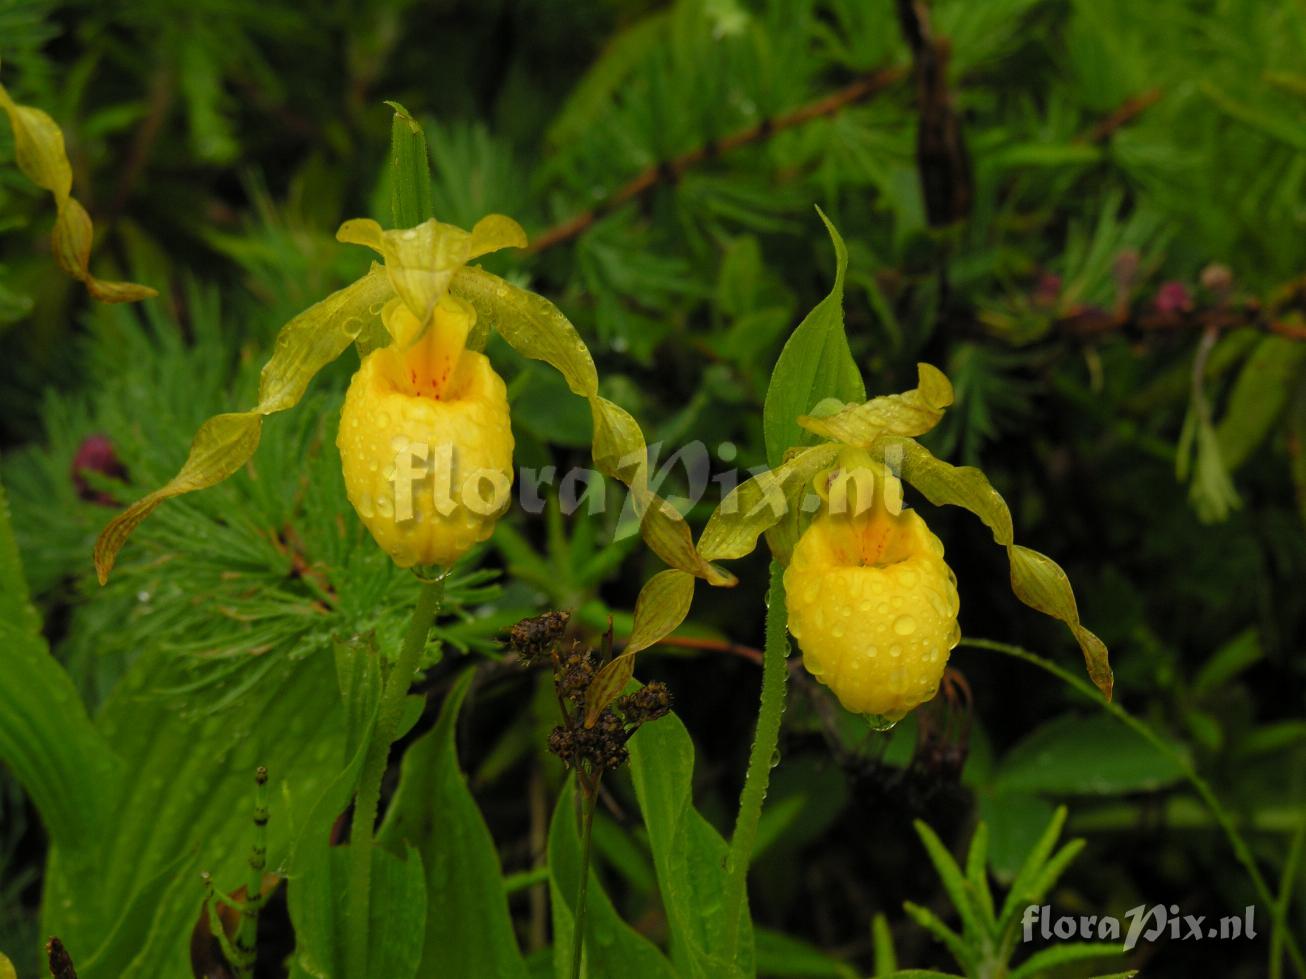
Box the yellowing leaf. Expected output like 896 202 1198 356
585 570 695 725
452 266 599 397
95 270 393 582
798 362 954 445
0 79 156 303
0 950 15 979
338 215 524 325
699 443 840 562
1007 545 1113 700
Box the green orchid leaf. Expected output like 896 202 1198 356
549 780 678 979
0 76 157 303
377 670 528 978
762 208 865 468
94 269 393 583
586 570 696 724
288 843 426 979
0 473 121 865
628 701 755 978
797 363 954 446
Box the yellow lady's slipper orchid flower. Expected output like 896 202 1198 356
336 295 514 567
784 456 960 721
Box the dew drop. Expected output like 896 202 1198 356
893 615 917 636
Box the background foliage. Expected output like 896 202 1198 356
1 0 1304 976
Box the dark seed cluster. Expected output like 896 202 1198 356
506 612 672 779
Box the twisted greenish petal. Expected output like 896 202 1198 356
94 269 392 583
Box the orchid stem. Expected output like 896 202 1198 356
346 575 444 979
571 775 599 979
722 559 789 964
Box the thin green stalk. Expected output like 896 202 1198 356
346 576 444 979
571 778 599 979
234 765 269 977
722 559 790 963
1271 818 1306 979
961 637 1306 979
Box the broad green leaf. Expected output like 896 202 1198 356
288 843 426 979
452 265 599 398
94 269 394 582
993 714 1185 797
753 927 855 978
699 444 840 562
338 216 524 323
0 77 156 302
42 649 349 978
797 364 954 446
585 570 696 724
377 670 528 979
628 706 755 978
548 780 678 979
762 209 866 468
1216 337 1306 471
977 790 1055 881
1008 944 1124 979
0 473 121 860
